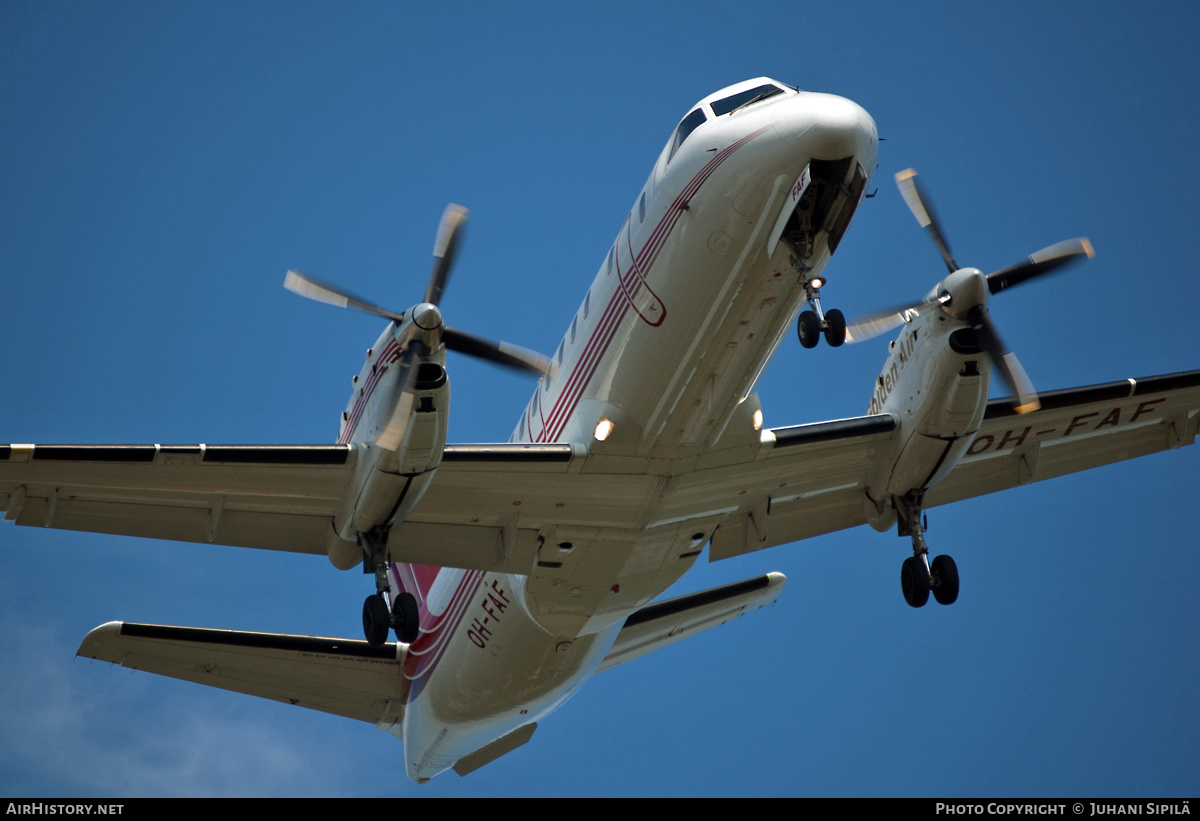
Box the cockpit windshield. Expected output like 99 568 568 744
668 108 708 162
710 83 785 117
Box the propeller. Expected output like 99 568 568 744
895 168 958 274
285 204 550 377
846 169 1095 414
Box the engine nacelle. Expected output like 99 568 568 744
865 315 990 506
330 357 450 564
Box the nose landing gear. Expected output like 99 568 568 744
796 277 846 348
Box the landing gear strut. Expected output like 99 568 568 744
895 492 958 608
796 277 846 348
359 528 421 645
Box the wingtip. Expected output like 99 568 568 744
77 620 126 661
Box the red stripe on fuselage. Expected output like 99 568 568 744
339 336 402 444
535 125 772 443
537 274 630 440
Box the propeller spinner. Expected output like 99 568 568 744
846 169 1094 414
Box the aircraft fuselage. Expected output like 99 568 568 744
372 80 879 781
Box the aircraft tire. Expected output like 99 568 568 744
392 591 420 643
363 593 390 646
797 310 820 349
824 309 846 347
931 554 959 605
901 556 930 608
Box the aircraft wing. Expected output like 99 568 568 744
924 371 1200 507
384 369 1199 569
707 369 1200 561
5 371 1196 574
77 621 408 726
0 444 358 555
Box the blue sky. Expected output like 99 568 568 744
1 0 1198 797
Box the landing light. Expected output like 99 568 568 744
752 408 763 431
809 276 826 289
594 418 615 442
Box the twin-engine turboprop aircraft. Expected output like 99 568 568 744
3 78 1198 783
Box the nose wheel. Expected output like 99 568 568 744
796 279 846 348
895 493 958 608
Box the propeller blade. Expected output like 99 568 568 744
895 169 958 274
284 270 407 323
425 204 469 306
844 293 950 343
444 327 551 376
374 347 420 452
845 304 919 343
969 305 1040 414
986 237 1095 294
290 206 546 382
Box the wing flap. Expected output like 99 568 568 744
15 497 337 553
77 621 408 725
597 572 785 673
703 415 898 560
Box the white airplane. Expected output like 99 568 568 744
3 77 1197 783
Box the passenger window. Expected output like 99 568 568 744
570 316 577 343
668 108 708 162
583 290 590 318
638 192 646 223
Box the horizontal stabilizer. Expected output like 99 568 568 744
77 622 409 726
597 572 785 673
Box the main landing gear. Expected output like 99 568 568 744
796 277 846 348
895 492 959 608
360 529 421 645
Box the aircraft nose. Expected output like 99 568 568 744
775 92 877 162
